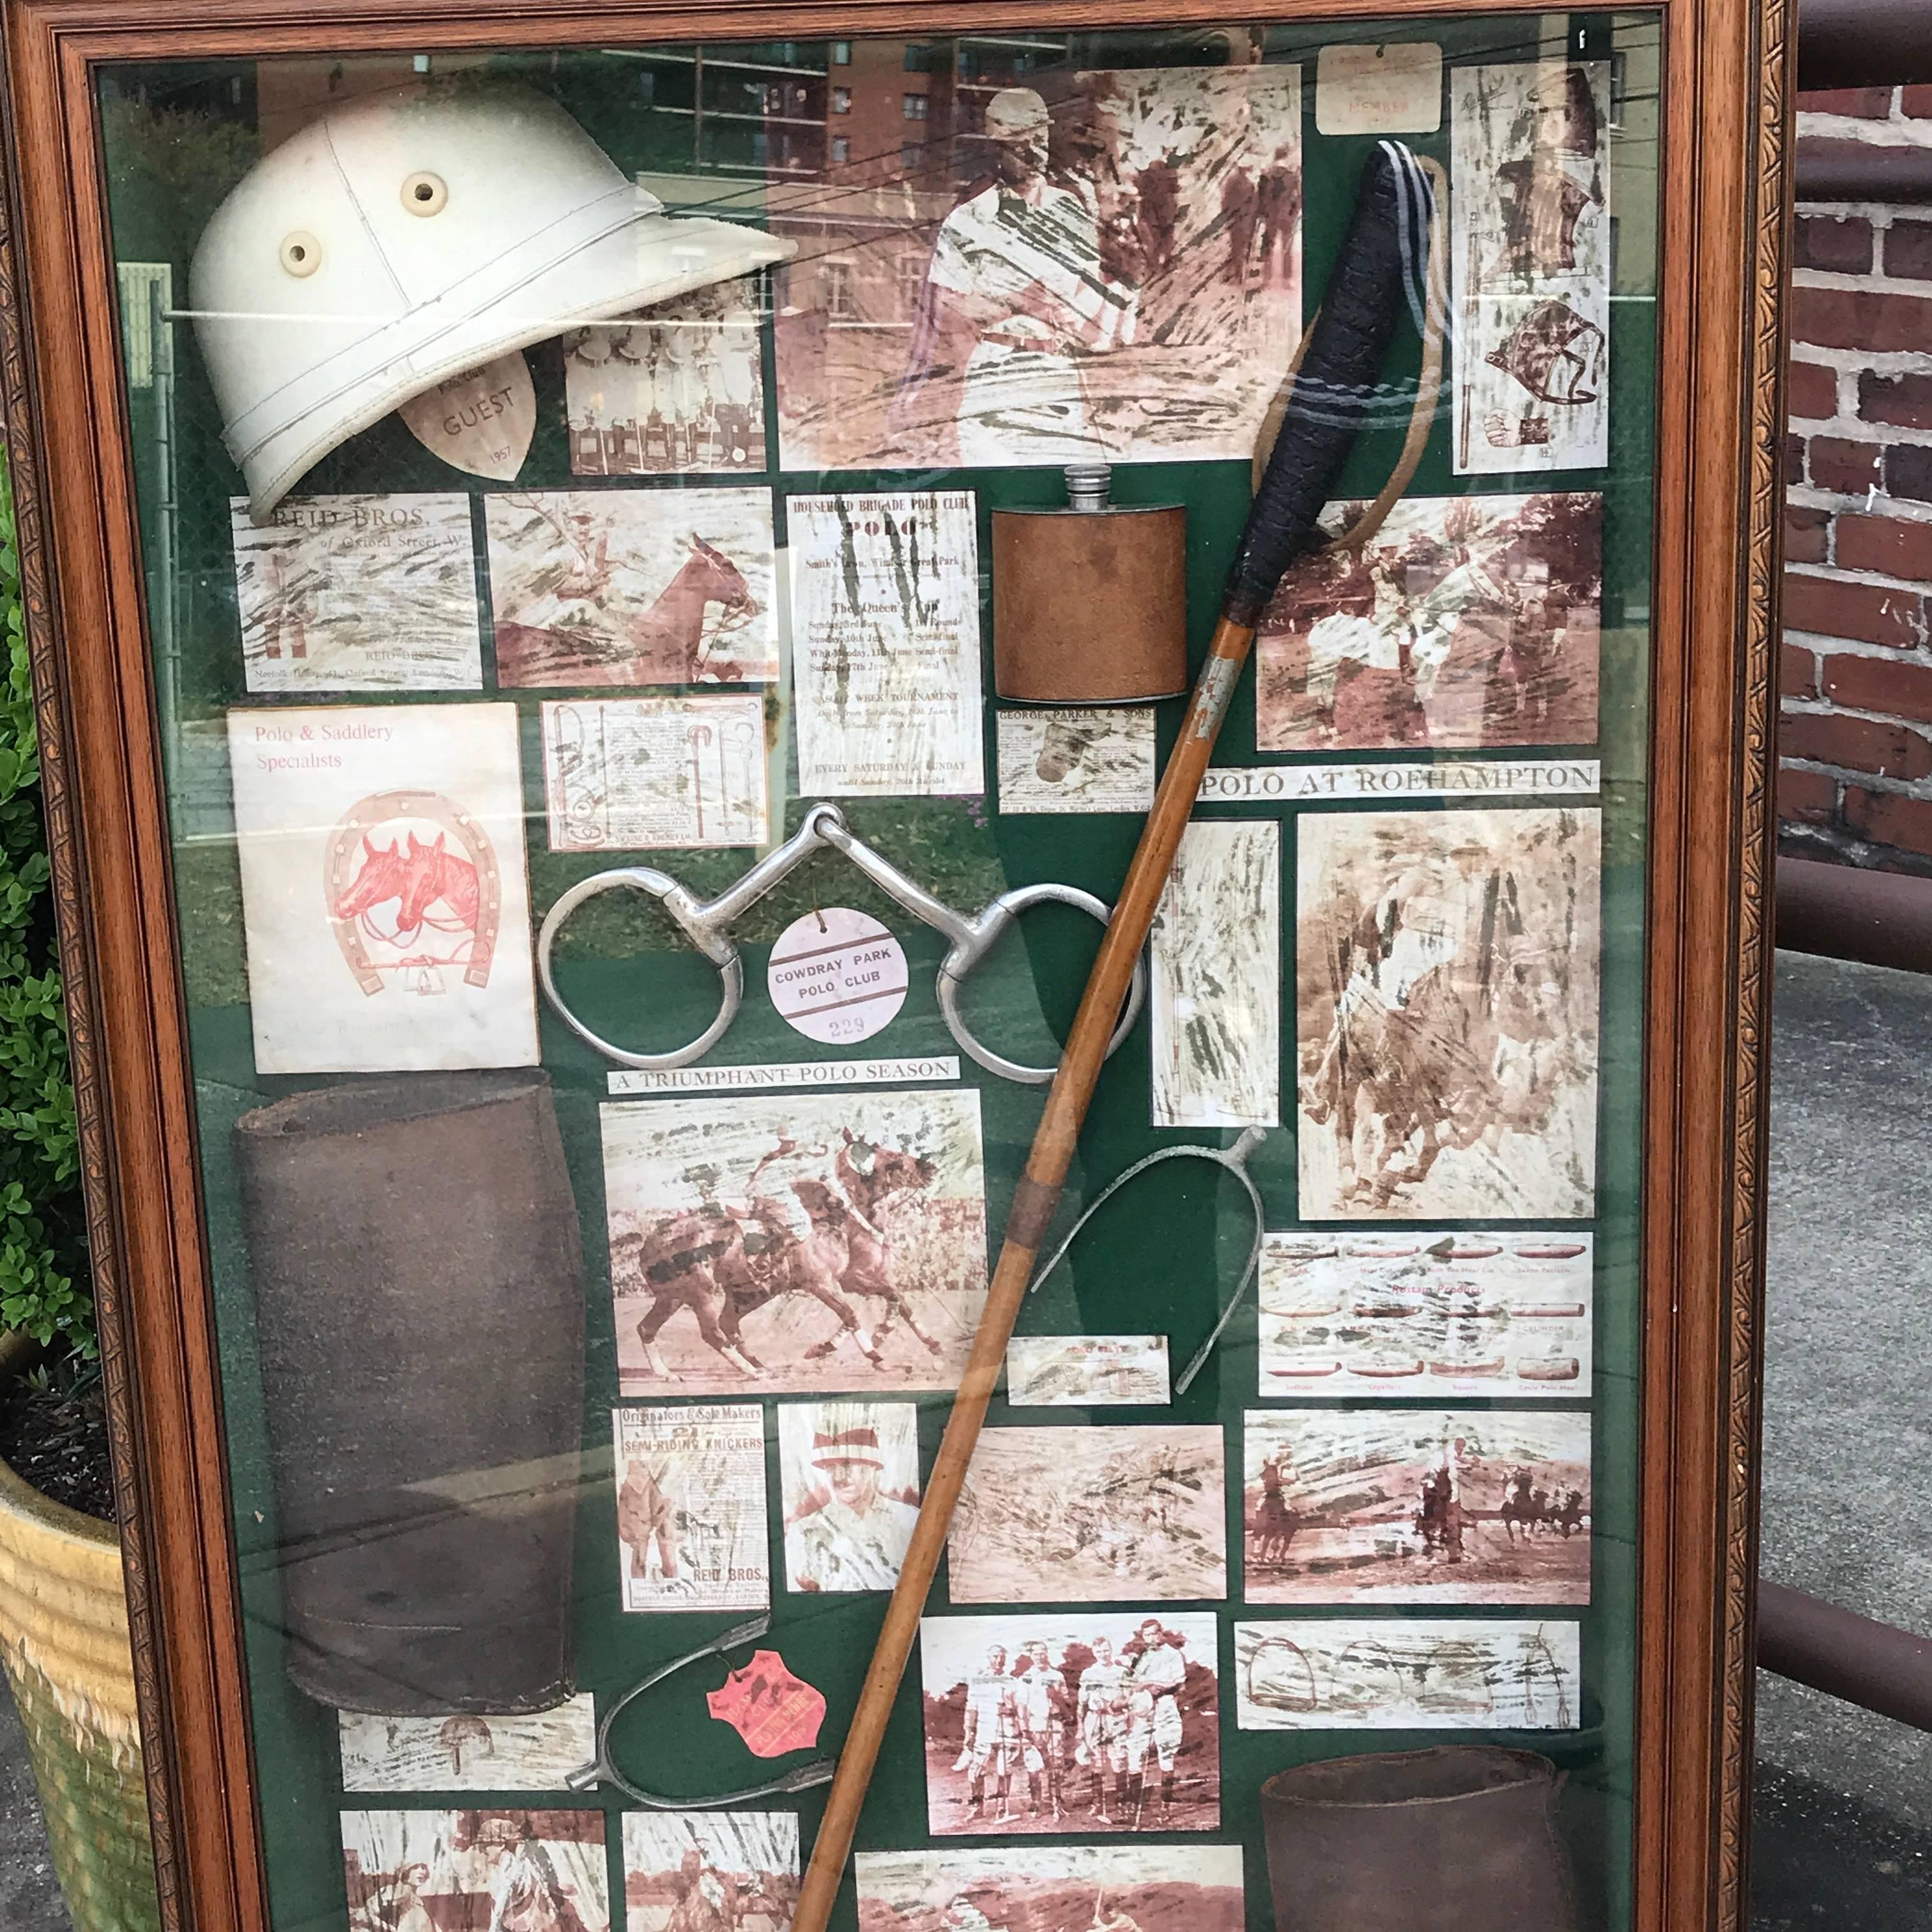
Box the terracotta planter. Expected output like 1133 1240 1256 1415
0 1333 160 1932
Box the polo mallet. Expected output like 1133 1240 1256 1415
792 141 1441 1932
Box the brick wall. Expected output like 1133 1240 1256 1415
1780 87 1932 873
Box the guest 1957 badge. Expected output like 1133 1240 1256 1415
767 908 908 1046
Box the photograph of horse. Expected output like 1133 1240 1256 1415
1295 806 1601 1220
1242 1409 1591 1606
486 487 778 687
1255 491 1601 752
601 1090 988 1397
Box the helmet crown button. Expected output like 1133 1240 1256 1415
402 171 449 215
279 231 322 277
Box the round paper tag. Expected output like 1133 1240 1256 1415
767 907 908 1046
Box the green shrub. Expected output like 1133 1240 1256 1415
0 450 88 1361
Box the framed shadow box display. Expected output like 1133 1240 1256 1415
0 1 1788 1929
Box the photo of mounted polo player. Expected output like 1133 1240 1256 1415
1255 491 1602 753
1295 806 1601 1220
602 1091 988 1397
774 65 1301 471
486 486 779 687
1242 1409 1591 1606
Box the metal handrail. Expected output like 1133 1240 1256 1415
1758 1581 1932 1733
1775 855 1932 972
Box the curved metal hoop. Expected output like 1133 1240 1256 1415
537 804 1149 1082
564 1615 836 1809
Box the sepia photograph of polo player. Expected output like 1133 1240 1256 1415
1255 491 1602 752
773 65 1301 471
1296 806 1601 1220
1243 1409 1591 1606
602 1091 987 1397
855 1843 1245 1932
484 487 778 687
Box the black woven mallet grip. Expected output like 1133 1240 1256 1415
1223 144 1423 626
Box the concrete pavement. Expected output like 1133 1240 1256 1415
0 1666 68 1931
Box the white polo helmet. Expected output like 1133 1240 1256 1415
191 81 796 521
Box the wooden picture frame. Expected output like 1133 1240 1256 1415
0 3 1790 1929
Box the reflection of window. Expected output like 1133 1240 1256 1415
903 93 928 119
832 40 851 64
901 141 923 171
831 135 850 164
832 86 851 113
825 261 857 321
638 72 656 105
897 252 926 309
904 43 934 71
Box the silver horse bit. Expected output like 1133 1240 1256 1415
539 802 1147 1084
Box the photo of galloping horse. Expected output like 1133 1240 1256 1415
627 1130 941 1381
487 486 779 688
603 1091 989 1397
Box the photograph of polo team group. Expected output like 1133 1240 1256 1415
919 1612 1220 1836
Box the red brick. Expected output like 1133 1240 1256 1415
1788 361 1839 420
1795 213 1874 273
1845 784 1932 857
1903 86 1932 119
1807 435 1884 494
1786 505 1830 564
1821 650 1932 722
1859 369 1932 429
1792 283 1932 355
1786 433 1806 486
1781 641 1820 697
1780 709 1932 779
1800 86 1895 117
1885 222 1932 282
1777 764 1837 824
1836 512 1932 580
1784 571 1926 646
1889 445 1932 503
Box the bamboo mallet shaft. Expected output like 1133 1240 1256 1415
791 611 1256 1932
790 142 1433 1932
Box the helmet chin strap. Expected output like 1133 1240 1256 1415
564 1615 838 1809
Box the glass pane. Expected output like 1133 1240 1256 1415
96 17 1659 1929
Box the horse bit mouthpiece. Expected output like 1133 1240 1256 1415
537 802 1147 1084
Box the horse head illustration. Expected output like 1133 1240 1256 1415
686 531 754 621
335 835 411 921
395 831 481 942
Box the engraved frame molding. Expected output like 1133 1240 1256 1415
0 1 1788 1928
